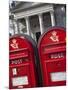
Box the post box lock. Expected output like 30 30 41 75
57 63 61 67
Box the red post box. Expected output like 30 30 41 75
38 27 66 86
9 34 38 89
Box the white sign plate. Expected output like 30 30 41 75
12 76 28 86
50 72 66 82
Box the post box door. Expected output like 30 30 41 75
9 50 37 88
10 62 35 88
43 60 66 86
10 64 31 88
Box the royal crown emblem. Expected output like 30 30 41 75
10 39 19 49
50 31 59 42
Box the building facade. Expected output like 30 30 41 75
9 2 66 42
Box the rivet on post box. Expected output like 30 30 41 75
38 27 66 86
9 35 37 89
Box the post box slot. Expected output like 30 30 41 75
10 49 29 60
41 41 66 48
42 45 66 54
10 48 28 53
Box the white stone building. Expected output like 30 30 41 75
9 2 66 42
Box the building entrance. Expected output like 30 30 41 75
36 32 41 42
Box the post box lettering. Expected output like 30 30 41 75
50 53 65 59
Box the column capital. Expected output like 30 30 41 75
38 13 43 16
25 16 29 20
50 10 54 13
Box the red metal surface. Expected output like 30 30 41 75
38 27 66 86
9 35 37 89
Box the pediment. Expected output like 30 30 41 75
11 2 47 13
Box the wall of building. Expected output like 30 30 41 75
9 2 66 42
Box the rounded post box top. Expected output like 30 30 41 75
9 34 37 52
38 26 66 48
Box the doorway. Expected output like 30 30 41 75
36 32 41 42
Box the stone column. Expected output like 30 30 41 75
16 19 20 34
14 20 19 34
50 11 55 26
38 13 44 34
25 16 31 35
